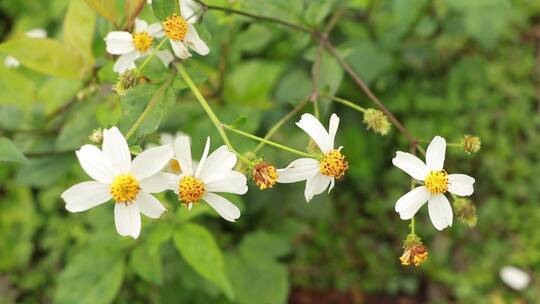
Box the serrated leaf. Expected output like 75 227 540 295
64 0 96 66
0 138 27 163
173 223 234 300
152 0 179 20
84 0 118 23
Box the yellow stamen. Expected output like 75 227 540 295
252 161 278 190
163 14 188 41
319 149 348 179
424 170 448 194
169 159 181 173
110 174 140 203
178 176 205 205
132 32 153 52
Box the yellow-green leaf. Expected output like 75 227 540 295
64 0 96 66
83 0 118 24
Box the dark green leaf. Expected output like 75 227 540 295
0 137 27 163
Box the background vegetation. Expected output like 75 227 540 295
0 0 539 303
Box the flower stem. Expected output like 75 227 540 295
177 64 249 164
410 179 416 235
136 38 167 74
223 125 316 159
322 94 366 113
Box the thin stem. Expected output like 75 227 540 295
126 77 173 140
322 94 366 113
410 179 416 235
253 97 309 154
177 64 249 164
136 38 167 74
223 125 316 159
310 40 324 119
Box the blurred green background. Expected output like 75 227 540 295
1 0 539 303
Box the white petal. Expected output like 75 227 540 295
113 51 140 73
105 31 134 55
181 0 202 21
147 23 164 38
159 133 175 145
102 127 131 174
500 266 531 291
131 144 173 180
139 172 177 193
427 194 453 231
328 178 335 193
184 23 209 55
328 113 339 149
4 56 20 68
135 192 166 218
198 146 237 183
276 158 320 183
205 171 248 194
156 50 173 67
174 135 193 176
76 145 118 183
114 203 141 238
395 186 430 220
62 181 111 212
170 40 192 59
304 173 331 202
296 113 332 153
134 19 148 33
203 192 240 222
25 28 47 38
194 137 210 178
448 174 475 196
392 151 428 181
426 136 446 171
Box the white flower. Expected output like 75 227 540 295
162 8 209 59
392 136 475 231
105 19 173 73
165 135 247 222
276 113 348 202
179 0 203 22
146 131 196 174
61 127 173 239
500 266 530 291
4 28 47 68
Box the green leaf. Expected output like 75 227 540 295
64 0 96 66
37 78 81 114
238 231 291 263
83 0 118 23
130 245 163 285
173 222 234 299
346 43 392 85
54 248 125 304
55 102 98 150
236 24 271 53
0 65 36 106
228 116 247 129
16 155 74 187
0 38 86 79
0 138 27 163
152 0 178 20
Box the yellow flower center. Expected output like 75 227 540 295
400 244 428 266
424 170 449 194
163 14 188 41
252 161 278 190
169 159 181 173
319 149 348 179
110 174 140 203
178 176 205 204
132 32 153 52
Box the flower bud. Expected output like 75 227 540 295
114 70 140 96
453 198 477 227
252 161 278 190
460 135 481 154
88 128 103 144
363 108 391 135
399 234 428 266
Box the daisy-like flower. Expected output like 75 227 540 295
105 19 173 73
61 127 173 238
162 8 209 59
392 136 475 231
146 131 196 174
5 28 47 68
277 113 348 202
164 135 247 222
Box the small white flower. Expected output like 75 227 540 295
105 19 173 73
392 136 475 231
162 8 209 59
61 127 173 239
179 0 203 22
277 113 348 202
4 28 47 68
165 135 247 222
500 266 530 291
146 131 196 174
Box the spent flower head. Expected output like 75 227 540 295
399 234 428 266
363 108 391 135
460 135 481 154
252 160 278 190
88 128 103 144
453 198 477 227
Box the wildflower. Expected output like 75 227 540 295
453 198 477 227
105 19 173 73
277 113 348 202
165 136 247 222
460 135 481 154
500 266 530 291
392 136 475 230
146 131 195 174
61 127 173 238
252 161 278 190
162 7 209 59
399 234 428 266
363 108 391 135
4 28 47 68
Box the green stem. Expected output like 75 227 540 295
223 125 316 159
322 94 366 113
126 76 173 140
410 217 416 235
177 64 249 164
136 38 167 74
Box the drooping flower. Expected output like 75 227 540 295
105 19 173 73
392 136 475 231
277 113 348 202
61 127 173 238
162 7 209 59
4 28 47 68
165 136 247 222
399 234 428 266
